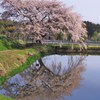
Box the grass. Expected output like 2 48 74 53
0 45 51 85
0 48 40 85
0 40 8 51
0 95 13 100
0 44 50 100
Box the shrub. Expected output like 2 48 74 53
0 34 7 39
6 26 16 32
0 34 12 49
2 38 12 49
12 39 26 49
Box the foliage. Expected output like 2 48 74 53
0 20 14 27
84 21 100 39
0 20 15 35
0 0 87 43
92 31 98 41
11 39 26 48
5 26 16 32
0 34 27 50
0 40 8 51
0 95 13 100
2 38 12 49
0 35 12 50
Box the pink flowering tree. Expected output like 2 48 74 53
0 0 87 46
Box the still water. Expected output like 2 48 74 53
65 55 100 100
0 55 100 100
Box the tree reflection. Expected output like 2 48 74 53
2 56 86 100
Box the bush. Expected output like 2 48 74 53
0 34 7 39
12 39 26 49
0 34 27 49
2 38 12 49
0 35 12 49
6 26 16 32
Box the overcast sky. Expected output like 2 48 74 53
61 0 100 24
0 0 100 24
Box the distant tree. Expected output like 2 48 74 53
92 31 98 41
0 0 87 44
84 21 100 39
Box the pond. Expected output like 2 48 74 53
0 54 100 100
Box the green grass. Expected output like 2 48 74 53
0 35 14 51
0 44 52 85
0 40 8 51
0 48 40 85
0 95 13 100
0 45 49 100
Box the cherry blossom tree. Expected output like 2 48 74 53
0 0 87 45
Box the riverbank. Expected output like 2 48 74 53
1 44 100 85
0 45 51 85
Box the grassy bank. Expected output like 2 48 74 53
0 48 40 85
0 37 52 80
0 44 52 85
1 43 100 85
0 45 51 99
1 43 100 84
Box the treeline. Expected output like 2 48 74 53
84 21 100 40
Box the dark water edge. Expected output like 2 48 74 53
52 46 100 54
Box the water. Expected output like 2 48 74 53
65 55 100 100
0 55 100 100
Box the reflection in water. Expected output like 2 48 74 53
0 55 86 100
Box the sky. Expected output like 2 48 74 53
0 0 100 24
61 0 100 24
